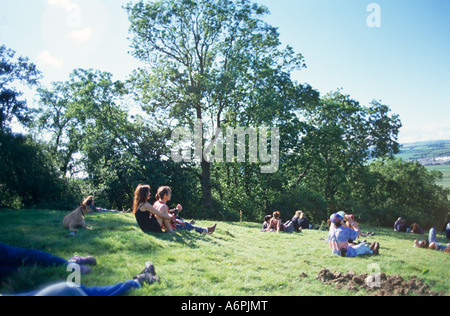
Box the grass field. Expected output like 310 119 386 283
397 140 450 161
0 210 449 296
426 164 450 191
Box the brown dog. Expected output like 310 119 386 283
63 204 93 232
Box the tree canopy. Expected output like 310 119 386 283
0 1 448 229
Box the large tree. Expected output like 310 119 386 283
126 0 306 214
292 90 402 210
0 45 41 132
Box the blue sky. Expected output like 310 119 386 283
1 0 449 143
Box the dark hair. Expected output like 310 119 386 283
155 186 171 200
264 215 272 222
133 184 151 214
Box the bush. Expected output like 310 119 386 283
0 132 78 210
357 158 450 229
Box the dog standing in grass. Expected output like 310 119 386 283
63 204 93 232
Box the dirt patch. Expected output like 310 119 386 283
316 268 438 296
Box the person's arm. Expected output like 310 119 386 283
346 218 360 240
141 204 172 220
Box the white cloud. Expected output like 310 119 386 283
37 51 64 68
68 27 93 43
47 0 78 11
399 119 450 144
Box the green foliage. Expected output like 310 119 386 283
0 45 41 132
1 0 448 232
0 132 80 209
126 0 307 214
357 158 450 228
291 90 402 209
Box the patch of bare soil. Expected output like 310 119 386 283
316 268 438 296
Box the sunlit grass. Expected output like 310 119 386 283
0 210 448 296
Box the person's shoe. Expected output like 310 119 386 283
79 265 92 275
189 219 196 225
207 224 217 235
135 262 160 286
339 248 347 257
68 255 97 266
370 242 380 255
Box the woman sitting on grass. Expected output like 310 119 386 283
133 184 174 233
266 211 283 233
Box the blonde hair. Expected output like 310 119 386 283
295 211 302 218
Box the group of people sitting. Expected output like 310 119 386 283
132 184 217 235
394 217 425 234
73 184 217 235
261 210 310 233
394 217 450 252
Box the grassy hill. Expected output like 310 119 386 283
426 164 450 191
0 210 449 296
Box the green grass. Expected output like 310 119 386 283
0 210 449 296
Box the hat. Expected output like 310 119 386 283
330 213 343 224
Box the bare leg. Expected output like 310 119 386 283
160 208 174 233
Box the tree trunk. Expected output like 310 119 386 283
201 159 213 215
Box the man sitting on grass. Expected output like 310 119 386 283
328 213 380 257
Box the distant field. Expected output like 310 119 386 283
426 164 450 190
397 140 450 193
398 140 450 161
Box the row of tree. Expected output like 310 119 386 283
1 0 449 229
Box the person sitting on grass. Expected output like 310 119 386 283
290 211 305 232
266 211 283 233
328 213 380 257
394 217 409 233
338 212 375 243
410 223 424 235
261 215 272 232
133 184 174 234
154 186 217 235
414 227 450 252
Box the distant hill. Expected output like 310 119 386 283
397 140 450 165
